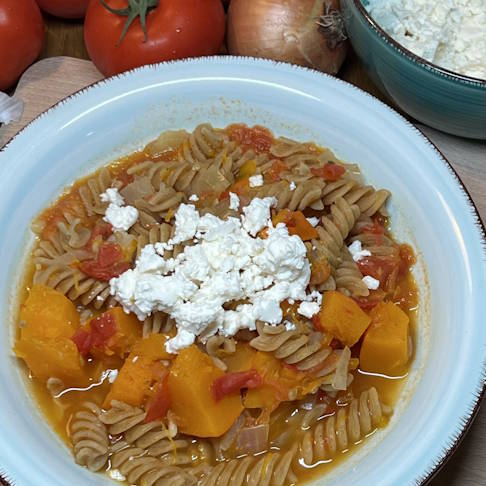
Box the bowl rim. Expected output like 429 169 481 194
1 55 486 486
351 0 486 87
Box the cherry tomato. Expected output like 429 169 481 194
84 0 226 77
311 162 346 181
211 369 262 401
35 0 89 18
0 0 44 91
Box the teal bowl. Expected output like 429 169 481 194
340 0 486 139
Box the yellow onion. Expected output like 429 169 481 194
227 0 348 74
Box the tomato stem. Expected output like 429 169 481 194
100 0 159 45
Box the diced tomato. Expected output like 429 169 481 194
90 313 117 348
311 162 345 181
71 313 117 357
79 260 130 281
399 244 416 275
80 242 130 281
227 124 274 153
144 373 170 423
71 328 92 357
357 255 399 286
360 220 386 235
265 160 288 182
329 338 341 349
85 222 113 250
312 314 322 331
211 369 263 402
97 243 124 267
353 289 387 311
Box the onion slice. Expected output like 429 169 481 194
236 423 270 455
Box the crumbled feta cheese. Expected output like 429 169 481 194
284 320 297 331
242 197 277 236
101 187 138 231
348 240 371 262
307 217 319 227
289 181 296 191
297 301 320 318
189 194 199 202
100 187 124 206
249 174 264 187
229 192 240 211
111 197 315 353
107 369 118 383
366 0 486 79
362 275 380 290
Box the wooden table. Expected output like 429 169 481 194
3 13 485 486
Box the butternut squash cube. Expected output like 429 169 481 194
167 345 243 437
103 333 174 408
317 291 371 346
20 284 79 342
15 337 86 385
360 302 409 376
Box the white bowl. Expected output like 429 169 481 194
0 57 485 486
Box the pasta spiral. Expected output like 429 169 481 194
298 387 392 465
70 402 109 472
250 323 332 373
312 196 361 267
321 178 390 216
200 446 297 486
334 248 369 297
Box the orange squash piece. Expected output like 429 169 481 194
167 345 243 437
224 343 257 373
15 337 86 385
103 333 174 408
273 209 318 241
360 302 409 376
19 284 79 342
317 291 371 346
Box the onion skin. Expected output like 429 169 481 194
227 0 347 74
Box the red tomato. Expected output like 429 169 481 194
227 124 274 153
311 163 345 181
79 242 130 281
360 220 386 235
35 0 89 18
0 0 44 91
357 255 399 287
144 373 170 423
211 369 262 401
71 328 91 356
266 160 289 182
71 312 117 357
84 0 226 77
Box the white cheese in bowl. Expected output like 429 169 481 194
366 0 486 79
110 198 321 354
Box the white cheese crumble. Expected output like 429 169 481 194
348 240 371 262
362 275 380 290
101 188 139 232
110 198 316 354
366 0 486 79
229 192 240 211
249 174 264 187
189 194 199 202
297 301 320 318
289 181 296 191
306 217 319 227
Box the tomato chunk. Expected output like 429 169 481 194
227 124 273 153
79 242 130 281
145 372 170 423
266 160 288 182
311 162 345 181
71 312 117 357
360 220 386 235
357 255 399 286
211 369 262 402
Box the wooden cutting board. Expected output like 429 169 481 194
1 56 485 486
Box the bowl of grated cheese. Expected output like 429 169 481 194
340 0 486 139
